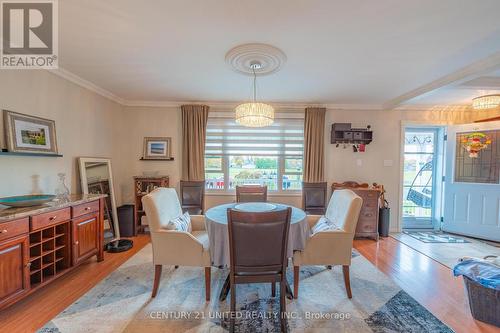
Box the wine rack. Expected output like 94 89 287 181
29 221 71 289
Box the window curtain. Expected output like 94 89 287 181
181 104 209 181
303 107 326 182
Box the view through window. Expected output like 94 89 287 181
205 111 304 192
402 128 438 228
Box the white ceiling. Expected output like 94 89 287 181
58 0 500 106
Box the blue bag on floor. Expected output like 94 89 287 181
453 258 500 290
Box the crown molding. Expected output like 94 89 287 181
45 67 476 112
47 68 126 105
393 104 474 112
383 52 500 110
122 100 383 111
45 68 383 110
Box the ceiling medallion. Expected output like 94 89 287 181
225 43 287 76
472 94 500 110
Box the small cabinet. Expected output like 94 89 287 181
0 235 29 308
72 214 99 266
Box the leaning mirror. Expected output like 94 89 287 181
78 157 120 243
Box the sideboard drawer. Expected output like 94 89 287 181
359 209 378 219
31 208 71 231
72 200 99 218
0 218 29 242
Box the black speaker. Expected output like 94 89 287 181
117 204 135 237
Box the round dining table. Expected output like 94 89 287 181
205 202 310 300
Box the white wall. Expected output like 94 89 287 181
0 70 123 201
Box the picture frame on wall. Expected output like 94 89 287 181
3 110 59 154
142 137 172 160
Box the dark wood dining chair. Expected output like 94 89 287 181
302 182 328 215
180 180 205 215
227 207 291 332
235 185 267 202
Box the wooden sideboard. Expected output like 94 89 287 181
332 182 382 240
0 195 105 310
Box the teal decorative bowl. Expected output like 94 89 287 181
0 194 56 208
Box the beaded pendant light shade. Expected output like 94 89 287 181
472 94 500 110
235 62 274 127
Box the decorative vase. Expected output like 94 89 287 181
55 172 70 200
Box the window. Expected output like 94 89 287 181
402 128 439 228
205 111 304 192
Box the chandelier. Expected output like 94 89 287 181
472 94 500 110
235 62 274 127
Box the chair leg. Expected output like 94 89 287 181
280 279 287 331
326 265 332 270
204 267 211 302
174 265 179 269
271 282 276 297
230 279 236 332
342 265 352 299
152 265 162 298
293 266 299 298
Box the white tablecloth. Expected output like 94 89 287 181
205 203 310 267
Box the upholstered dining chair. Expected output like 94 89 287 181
302 182 328 215
235 185 268 202
227 208 292 331
293 189 362 299
142 188 211 301
180 180 205 215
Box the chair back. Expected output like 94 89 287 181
325 189 363 234
236 185 267 202
302 182 327 214
142 188 183 232
180 180 205 214
227 208 291 274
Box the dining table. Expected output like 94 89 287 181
205 202 310 300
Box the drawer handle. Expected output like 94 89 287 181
75 241 79 245
1 229 7 233
49 216 57 221
85 207 92 210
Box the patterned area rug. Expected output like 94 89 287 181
403 231 470 243
39 245 453 333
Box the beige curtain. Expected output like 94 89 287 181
181 105 209 181
303 107 326 182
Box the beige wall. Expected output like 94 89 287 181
111 105 499 233
0 70 122 200
2 70 498 233
323 108 499 231
112 106 182 205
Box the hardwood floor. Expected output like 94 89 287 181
0 234 496 333
0 235 150 333
353 237 498 333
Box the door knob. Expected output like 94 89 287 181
0 229 7 233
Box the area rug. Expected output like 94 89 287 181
392 232 500 269
403 231 470 243
38 244 453 333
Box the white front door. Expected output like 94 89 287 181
443 121 500 241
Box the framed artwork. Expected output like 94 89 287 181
3 110 58 154
142 137 172 160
